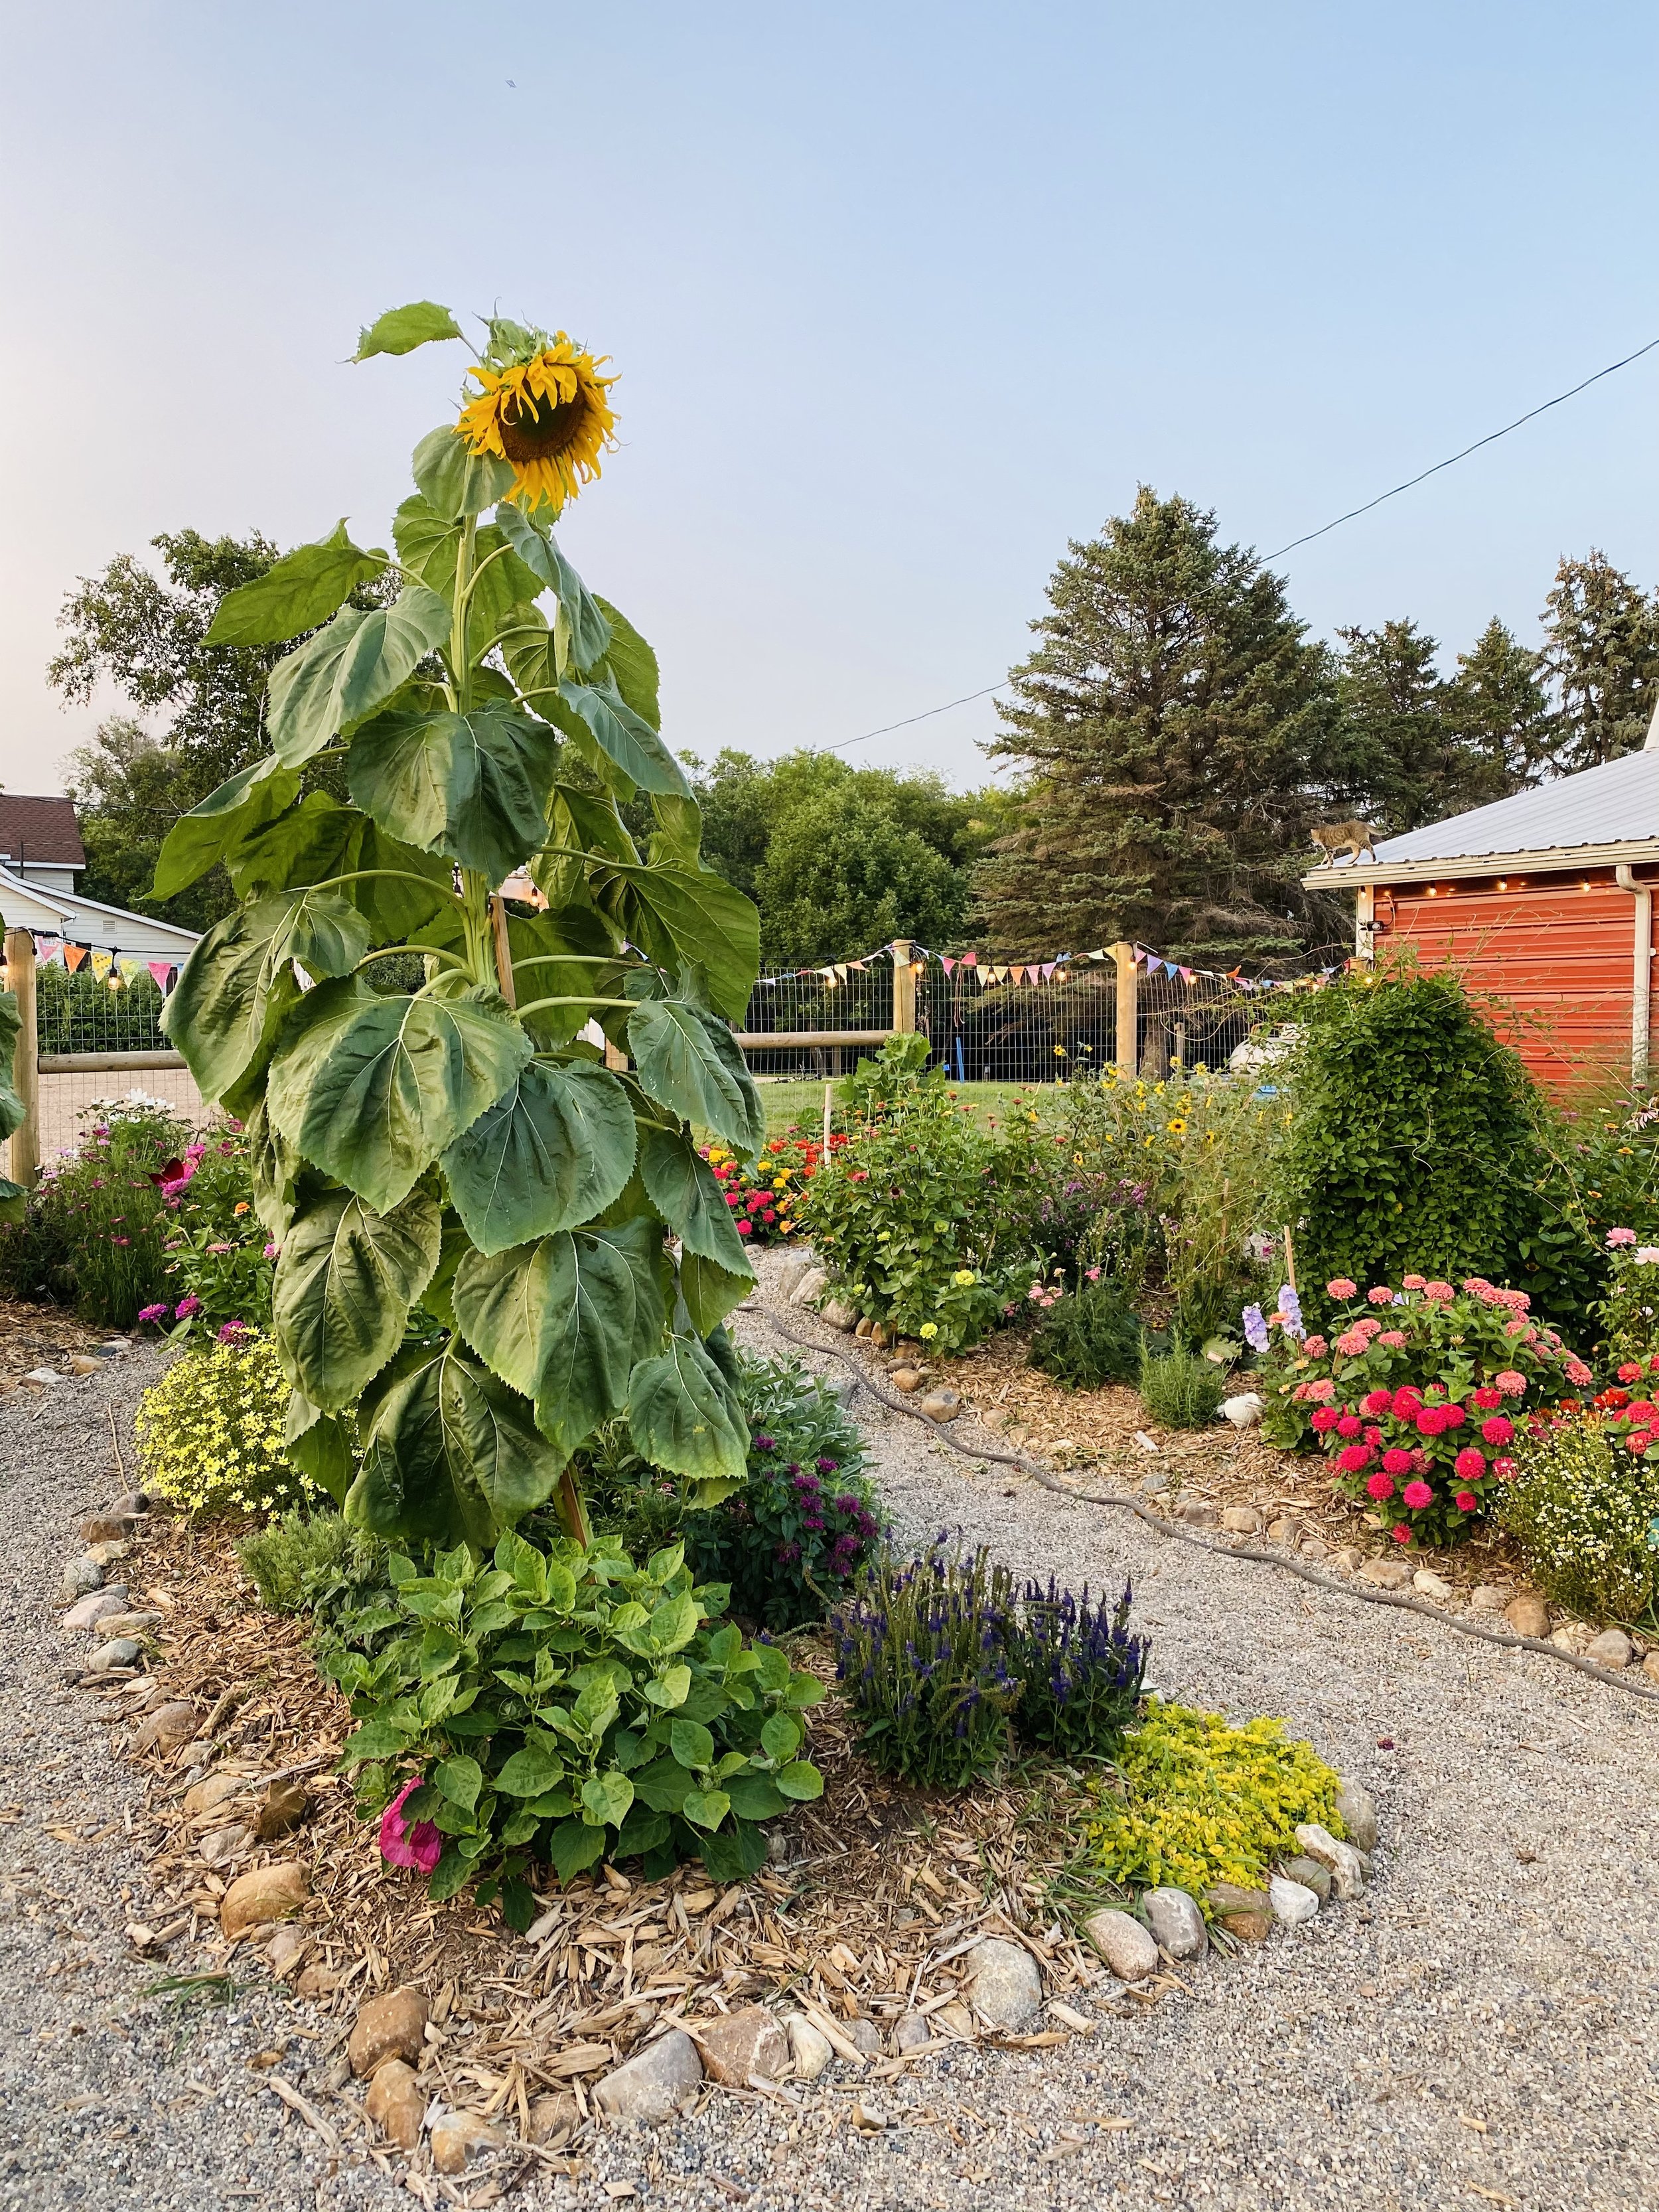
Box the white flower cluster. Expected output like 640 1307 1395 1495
1499 1424 1659 1623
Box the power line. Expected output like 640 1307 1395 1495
822 332 1659 753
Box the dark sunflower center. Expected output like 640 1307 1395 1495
499 389 590 463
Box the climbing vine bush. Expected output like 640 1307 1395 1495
160 301 765 1550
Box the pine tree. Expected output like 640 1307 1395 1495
1445 618 1557 792
974 489 1338 965
1540 551 1659 769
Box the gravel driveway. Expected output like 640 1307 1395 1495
5 1299 1658 2212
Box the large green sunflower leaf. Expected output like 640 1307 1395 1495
647 792 703 866
267 976 531 1213
590 598 660 729
348 703 560 883
678 1253 757 1337
228 794 453 943
452 1218 666 1459
413 427 516 521
0 992 25 1143
627 1335 749 1487
348 1339 560 1548
355 302 463 362
557 675 687 799
638 1127 755 1274
628 1001 764 1155
605 864 760 1026
163 889 368 1105
441 1061 636 1256
490 505 611 672
205 522 385 648
273 1185 443 1411
266 586 451 767
244 1098 300 1242
152 755 302 899
393 502 545 659
283 1388 355 1505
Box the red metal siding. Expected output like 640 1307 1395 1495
1372 871 1648 1093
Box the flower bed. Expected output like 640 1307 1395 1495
701 1131 845 1246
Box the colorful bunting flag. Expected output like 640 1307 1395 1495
64 944 88 972
148 960 175 992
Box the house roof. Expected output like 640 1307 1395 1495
1306 747 1659 887
0 794 85 869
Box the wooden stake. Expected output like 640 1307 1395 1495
488 895 516 1008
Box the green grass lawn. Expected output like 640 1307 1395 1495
750 1077 1043 1138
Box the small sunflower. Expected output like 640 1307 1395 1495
455 332 618 514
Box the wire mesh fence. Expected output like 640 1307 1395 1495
36 1065 208 1168
738 956 900 1080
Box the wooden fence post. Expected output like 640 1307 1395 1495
891 940 916 1036
1111 942 1138 1079
5 928 38 1189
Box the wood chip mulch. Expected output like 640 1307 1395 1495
0 1298 113 1394
90 1516 1147 2161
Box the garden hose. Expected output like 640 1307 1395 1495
757 1310 1659 1712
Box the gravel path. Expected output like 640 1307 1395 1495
5 1297 1659 2212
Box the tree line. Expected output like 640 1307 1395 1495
48 492 1659 971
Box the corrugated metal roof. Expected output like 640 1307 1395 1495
1368 749 1659 864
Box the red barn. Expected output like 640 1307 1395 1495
1305 743 1659 1095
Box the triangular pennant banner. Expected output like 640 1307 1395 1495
940 956 957 976
35 938 63 965
1179 966 1193 982
148 960 175 991
118 956 144 982
90 950 113 981
63 943 88 972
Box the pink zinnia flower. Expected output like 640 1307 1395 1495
1377 1329 1406 1347
1334 1329 1369 1356
1392 1523 1412 1544
1363 1388 1393 1414
1480 1414 1514 1445
1453 1446 1485 1480
1334 1443 1373 1473
1302 1335 1328 1358
1326 1278 1357 1299
1471 1386 1502 1409
137 1303 167 1323
1416 1407 1446 1437
1354 1317 1383 1339
1504 1318 1528 1336
1366 1471 1396 1500
1367 1286 1396 1305
735 1218 754 1236
379 1778 441 1874
1424 1281 1455 1303
1336 1414 1362 1438
263 1242 280 1259
1619 1363 1644 1384
1565 1359 1593 1386
1494 1370 1527 1396
1310 1406 1342 1432
1402 1479 1433 1509
1455 1490 1479 1512
1390 1388 1422 1417
1380 1447 1413 1475
175 1295 202 1319
1306 1378 1336 1402
1402 1273 1427 1290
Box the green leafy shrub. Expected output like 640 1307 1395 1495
1029 1278 1144 1388
832 1544 1147 1785
17 1098 186 1323
1137 1343 1226 1428
155 1129 272 1337
1498 1412 1659 1623
586 1354 882 1631
323 1530 824 1919
1254 1275 1587 1544
1082 1702 1342 1904
1271 966 1600 1333
1597 1231 1659 1370
239 1508 380 1614
134 1333 315 1515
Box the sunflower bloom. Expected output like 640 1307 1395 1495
455 335 618 514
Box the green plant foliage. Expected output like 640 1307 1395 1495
1081 1702 1342 1904
585 1352 883 1632
161 303 766 1551
238 1507 380 1615
1498 1413 1659 1624
135 1333 316 1516
321 1529 824 1912
1029 1279 1144 1388
1137 1343 1226 1429
5 1098 186 1321
155 1126 273 1337
1597 1234 1659 1368
1271 967 1601 1331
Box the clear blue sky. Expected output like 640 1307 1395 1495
1 0 1654 796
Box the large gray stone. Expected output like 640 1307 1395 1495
60 1556 104 1599
1293 1822 1366 1901
1142 1887 1207 1961
1281 1854 1332 1903
963 1937 1042 2026
776 1252 820 1301
788 1266 829 1309
1081 1909 1159 1982
595 2029 704 2124
62 1585 129 1631
820 1298 859 1332
1334 1777 1378 1854
1587 1627 1633 1670
1358 1556 1411 1591
86 1637 141 1672
1269 1876 1321 1926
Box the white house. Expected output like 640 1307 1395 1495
0 795 200 964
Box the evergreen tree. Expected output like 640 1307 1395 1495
974 488 1338 965
1445 618 1557 792
1540 550 1659 770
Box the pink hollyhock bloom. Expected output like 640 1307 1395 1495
1619 1363 1644 1384
1381 1447 1413 1475
1607 1226 1637 1246
1306 1378 1336 1402
379 1779 441 1874
1480 1414 1514 1445
1334 1329 1370 1356
1402 1479 1433 1509
1310 1405 1342 1432
1565 1359 1593 1386
1303 1335 1328 1358
1494 1370 1527 1396
1326 1278 1358 1299
1492 1456 1517 1478
1453 1446 1485 1480
1336 1414 1362 1438
1366 1471 1396 1500
1402 1273 1427 1290
1377 1329 1407 1347
1423 1281 1455 1303
1392 1523 1412 1544
1455 1490 1479 1512
1366 1286 1395 1306
1636 1247 1659 1266
1363 1388 1393 1414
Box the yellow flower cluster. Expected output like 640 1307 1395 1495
134 1333 317 1518
1082 1700 1343 1906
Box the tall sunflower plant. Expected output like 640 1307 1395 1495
158 301 765 1556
